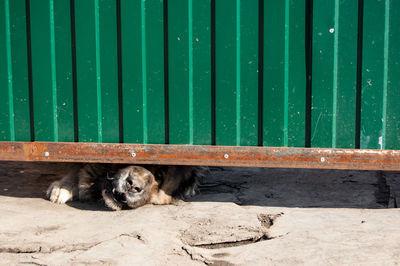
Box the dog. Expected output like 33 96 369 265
46 164 206 210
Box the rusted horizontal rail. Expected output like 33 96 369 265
0 141 399 171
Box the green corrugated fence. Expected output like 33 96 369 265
1 0 399 149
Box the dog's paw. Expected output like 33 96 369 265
181 166 207 199
171 198 186 206
46 181 74 204
182 182 199 199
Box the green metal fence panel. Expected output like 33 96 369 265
75 0 119 143
215 0 237 146
75 0 100 142
30 0 55 142
311 0 336 148
334 0 358 149
168 0 190 144
0 0 10 140
263 0 307 148
285 0 307 148
311 0 358 148
120 0 143 144
238 0 258 147
143 0 165 144
98 0 119 143
192 0 212 145
1 0 399 150
214 0 259 147
168 0 214 145
361 0 400 150
30 0 74 142
1 0 31 141
386 0 400 150
263 0 285 147
53 0 74 142
361 0 387 150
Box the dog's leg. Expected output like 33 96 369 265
149 167 175 205
149 189 173 205
78 164 107 201
46 164 82 204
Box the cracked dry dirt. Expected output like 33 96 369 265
0 162 400 265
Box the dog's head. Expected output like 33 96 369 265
102 166 157 210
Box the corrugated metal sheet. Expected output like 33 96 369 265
1 0 399 150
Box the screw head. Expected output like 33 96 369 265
224 153 229 159
131 152 136 157
44 151 50 157
320 157 326 162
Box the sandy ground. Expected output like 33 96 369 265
0 162 399 265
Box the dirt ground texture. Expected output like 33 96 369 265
0 162 399 265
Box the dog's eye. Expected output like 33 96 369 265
134 187 142 193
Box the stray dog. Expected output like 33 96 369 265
47 164 206 210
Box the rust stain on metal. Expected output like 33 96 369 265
0 141 399 171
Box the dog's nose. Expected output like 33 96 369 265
125 177 142 193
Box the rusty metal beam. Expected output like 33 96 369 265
0 141 400 171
